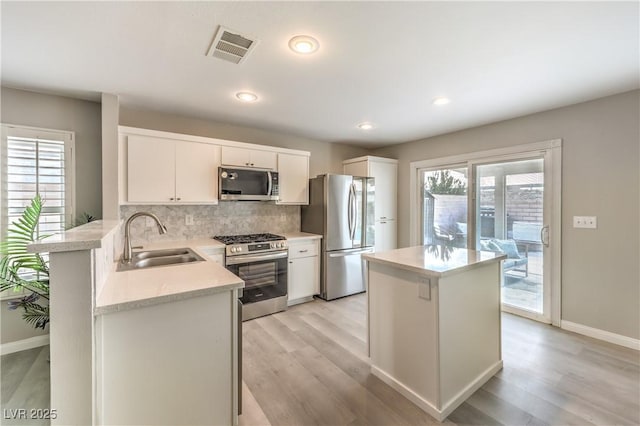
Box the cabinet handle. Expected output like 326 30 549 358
170 197 175 201
380 216 387 219
380 221 387 224
299 249 308 253
176 197 181 201
289 261 293 264
250 163 255 166
245 162 250 166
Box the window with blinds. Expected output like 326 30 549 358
1 125 74 239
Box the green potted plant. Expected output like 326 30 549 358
0 195 50 329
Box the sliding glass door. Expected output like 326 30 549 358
421 166 468 249
414 141 561 324
475 158 547 318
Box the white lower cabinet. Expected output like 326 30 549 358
287 239 320 305
96 290 238 426
198 246 225 265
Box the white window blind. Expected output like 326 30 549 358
1 125 75 239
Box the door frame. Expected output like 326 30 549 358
409 139 562 325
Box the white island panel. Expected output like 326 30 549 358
365 245 504 422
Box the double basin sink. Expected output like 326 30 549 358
117 247 205 272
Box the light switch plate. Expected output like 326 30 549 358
573 216 597 229
185 215 194 226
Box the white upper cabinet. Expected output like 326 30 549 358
277 153 309 205
344 156 398 221
370 160 397 221
175 143 221 203
120 127 310 206
127 135 176 203
127 134 221 204
221 146 277 170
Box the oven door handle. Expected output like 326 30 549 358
225 251 288 265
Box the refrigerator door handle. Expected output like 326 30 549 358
349 183 357 240
347 183 354 240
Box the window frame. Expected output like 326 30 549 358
1 124 75 300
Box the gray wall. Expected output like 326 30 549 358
1 87 103 217
119 107 369 178
1 87 102 345
373 90 640 340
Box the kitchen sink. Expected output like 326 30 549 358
117 248 205 272
134 248 191 259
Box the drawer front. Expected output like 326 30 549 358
288 241 318 259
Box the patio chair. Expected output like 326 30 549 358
480 238 528 277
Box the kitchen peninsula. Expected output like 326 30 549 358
363 245 506 422
27 220 244 426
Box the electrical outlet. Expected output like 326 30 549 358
418 277 431 300
185 215 194 226
573 216 597 229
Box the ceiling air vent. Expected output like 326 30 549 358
207 26 259 64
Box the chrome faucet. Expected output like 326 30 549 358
122 212 167 263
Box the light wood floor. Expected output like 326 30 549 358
1 345 50 426
1 294 638 426
240 293 640 426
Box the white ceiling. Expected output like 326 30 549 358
2 1 638 148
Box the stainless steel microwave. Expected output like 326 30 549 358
219 167 279 201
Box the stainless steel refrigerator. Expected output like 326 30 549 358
301 174 375 300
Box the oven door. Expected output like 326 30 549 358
225 251 288 304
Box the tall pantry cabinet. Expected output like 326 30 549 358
343 156 398 252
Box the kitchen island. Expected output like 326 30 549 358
363 245 506 422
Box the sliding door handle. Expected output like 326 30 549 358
540 225 550 247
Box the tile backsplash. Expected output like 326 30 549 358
119 203 300 243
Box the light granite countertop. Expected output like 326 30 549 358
96 239 242 315
283 232 322 241
364 244 506 278
28 220 122 253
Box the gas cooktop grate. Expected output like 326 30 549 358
213 233 285 244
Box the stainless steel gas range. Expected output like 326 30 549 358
213 233 288 321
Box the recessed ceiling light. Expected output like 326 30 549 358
236 91 258 102
432 97 451 106
289 35 319 54
358 122 374 130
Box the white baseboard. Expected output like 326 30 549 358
371 360 503 422
1 334 50 355
561 321 640 351
371 365 443 421
440 361 504 420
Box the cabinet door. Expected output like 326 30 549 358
127 135 175 202
288 256 318 302
277 153 309 205
221 146 250 167
375 220 397 252
370 161 397 221
344 160 368 178
221 146 277 170
250 151 277 170
176 142 221 203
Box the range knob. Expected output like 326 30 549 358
237 247 243 252
230 247 237 253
